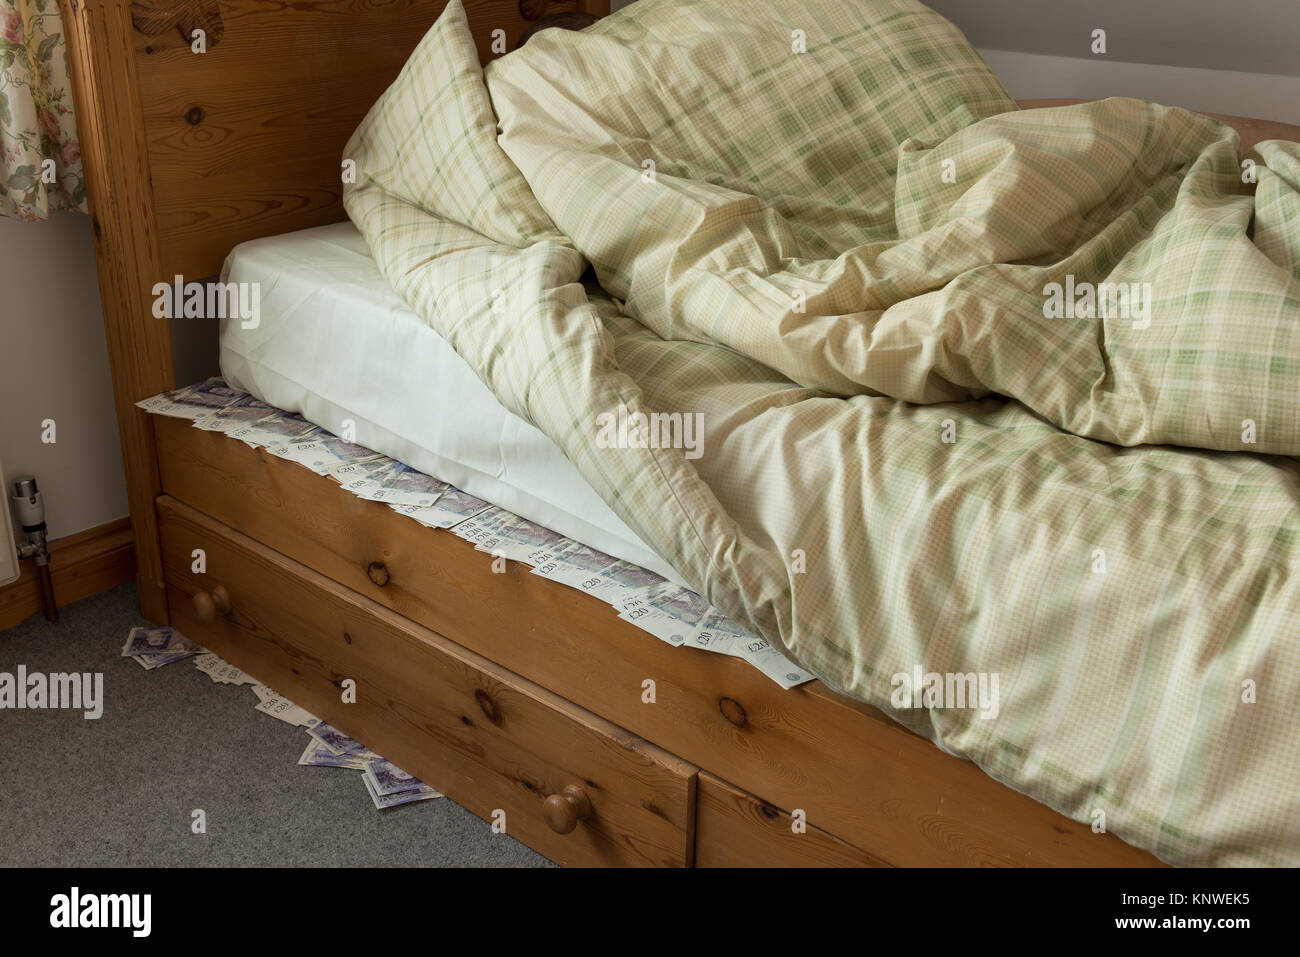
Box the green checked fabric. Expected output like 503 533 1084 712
341 0 559 246
346 0 1300 865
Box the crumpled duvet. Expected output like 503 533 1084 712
345 0 1300 865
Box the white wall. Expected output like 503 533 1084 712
0 213 128 540
978 50 1300 126
610 0 1300 124
923 0 1300 78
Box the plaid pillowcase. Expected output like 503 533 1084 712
342 0 561 247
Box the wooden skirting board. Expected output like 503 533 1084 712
0 518 136 631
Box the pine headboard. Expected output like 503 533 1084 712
58 0 609 622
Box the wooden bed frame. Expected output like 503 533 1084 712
58 0 1300 867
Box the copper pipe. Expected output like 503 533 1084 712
36 561 58 622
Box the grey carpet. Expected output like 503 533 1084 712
0 583 553 868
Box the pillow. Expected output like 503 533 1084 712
342 0 559 247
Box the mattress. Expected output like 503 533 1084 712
218 222 685 587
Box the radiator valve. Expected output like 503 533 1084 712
11 477 57 622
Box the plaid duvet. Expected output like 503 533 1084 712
345 0 1300 865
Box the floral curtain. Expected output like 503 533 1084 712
1 0 86 220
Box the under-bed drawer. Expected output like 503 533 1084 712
154 416 1161 867
156 495 697 868
695 772 887 868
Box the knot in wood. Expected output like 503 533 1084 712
475 689 502 725
519 0 549 21
366 561 390 587
718 696 747 727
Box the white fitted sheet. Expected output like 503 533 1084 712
218 222 685 586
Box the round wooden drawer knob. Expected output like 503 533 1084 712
542 785 594 835
193 584 231 622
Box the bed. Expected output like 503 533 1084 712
61 0 1300 866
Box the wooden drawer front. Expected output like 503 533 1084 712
695 773 886 868
155 416 1161 867
157 496 696 868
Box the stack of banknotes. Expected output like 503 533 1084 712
299 721 442 809
138 379 815 689
121 626 203 669
125 631 441 810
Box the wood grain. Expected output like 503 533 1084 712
155 416 1163 867
132 0 609 280
0 518 136 631
59 0 175 624
694 772 887 868
131 0 224 48
158 495 695 868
